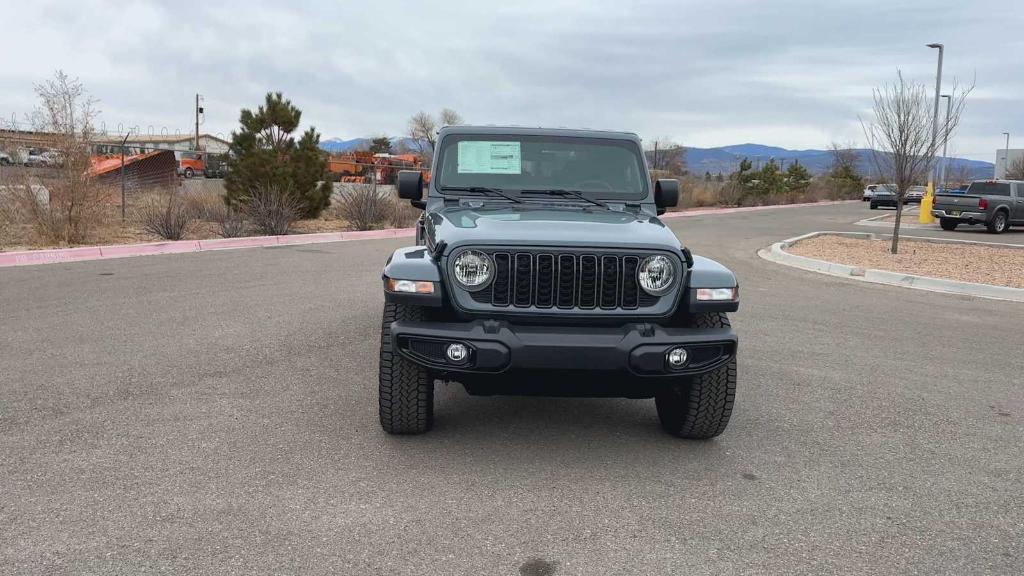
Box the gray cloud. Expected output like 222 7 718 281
2 0 1021 160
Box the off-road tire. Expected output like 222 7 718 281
379 302 434 434
986 211 1008 234
939 218 958 231
655 312 736 439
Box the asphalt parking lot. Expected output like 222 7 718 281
2 202 1022 575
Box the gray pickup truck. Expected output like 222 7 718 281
932 180 1024 234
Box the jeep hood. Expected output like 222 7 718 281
427 204 681 251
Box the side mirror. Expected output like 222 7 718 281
654 179 679 215
397 170 424 202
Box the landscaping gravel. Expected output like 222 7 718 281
788 234 1024 289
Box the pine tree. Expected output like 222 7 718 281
368 136 393 155
224 92 332 218
784 160 811 192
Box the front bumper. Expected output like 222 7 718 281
932 209 986 223
390 319 737 377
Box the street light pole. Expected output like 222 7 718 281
1002 132 1010 178
920 43 943 224
939 94 951 192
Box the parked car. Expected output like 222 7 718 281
0 151 12 165
868 185 898 209
905 185 927 203
932 180 1024 234
378 125 740 439
24 149 62 168
862 184 879 201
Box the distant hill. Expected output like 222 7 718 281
319 136 422 154
681 143 994 180
320 137 995 180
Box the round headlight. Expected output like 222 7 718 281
638 255 675 295
452 250 493 290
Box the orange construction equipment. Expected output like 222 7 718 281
326 151 430 184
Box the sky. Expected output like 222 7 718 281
1 0 1022 161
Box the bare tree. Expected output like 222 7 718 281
861 71 972 253
439 108 463 127
407 111 438 156
647 137 686 175
407 109 463 158
828 141 861 176
18 70 108 244
1007 155 1024 180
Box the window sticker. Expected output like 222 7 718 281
457 141 521 174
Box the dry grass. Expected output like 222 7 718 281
788 234 1024 288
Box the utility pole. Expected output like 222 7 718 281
194 94 203 151
920 43 943 224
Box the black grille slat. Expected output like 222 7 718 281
600 256 619 309
621 256 640 309
535 254 555 308
556 255 576 308
514 254 533 307
492 253 511 306
457 249 673 312
578 255 598 309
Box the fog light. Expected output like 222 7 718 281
446 343 468 363
667 347 688 368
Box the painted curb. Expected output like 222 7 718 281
758 231 1024 303
0 227 416 268
661 199 857 220
0 199 859 269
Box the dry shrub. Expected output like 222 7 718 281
336 183 392 231
134 189 194 240
215 206 248 238
244 184 302 235
388 196 421 228
183 189 226 221
12 176 111 245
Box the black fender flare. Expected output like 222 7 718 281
684 255 739 313
382 246 444 307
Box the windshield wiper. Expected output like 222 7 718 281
520 189 609 209
440 186 521 203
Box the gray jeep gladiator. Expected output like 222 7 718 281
932 180 1024 233
379 126 739 439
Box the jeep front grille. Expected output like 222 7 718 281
465 250 662 311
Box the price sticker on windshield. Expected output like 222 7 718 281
457 141 521 174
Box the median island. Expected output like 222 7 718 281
787 234 1024 289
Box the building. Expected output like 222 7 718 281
93 133 231 156
995 148 1024 179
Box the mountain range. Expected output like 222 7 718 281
319 138 994 179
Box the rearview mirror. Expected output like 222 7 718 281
654 179 679 215
397 170 424 201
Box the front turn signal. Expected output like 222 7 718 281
695 287 737 301
385 278 435 294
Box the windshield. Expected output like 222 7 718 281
434 134 648 199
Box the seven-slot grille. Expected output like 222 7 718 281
464 250 663 310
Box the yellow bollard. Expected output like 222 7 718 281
919 182 935 224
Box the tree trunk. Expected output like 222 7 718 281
890 197 904 254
